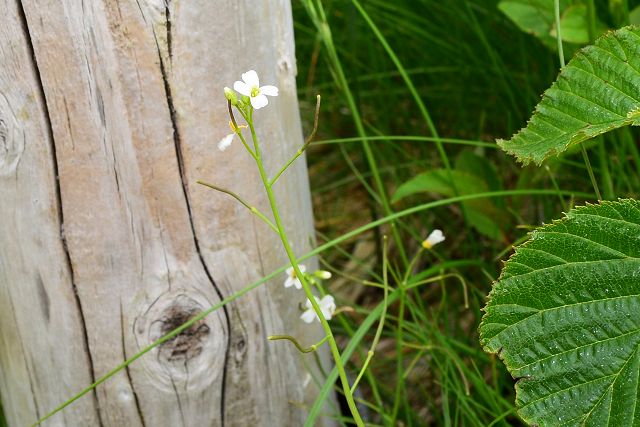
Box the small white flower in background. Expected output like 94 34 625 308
217 121 247 151
233 70 279 109
301 295 336 323
284 264 306 289
422 229 445 249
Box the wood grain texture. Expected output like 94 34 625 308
0 0 331 425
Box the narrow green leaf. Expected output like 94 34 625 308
480 199 640 426
498 25 640 165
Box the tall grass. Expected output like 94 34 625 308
293 0 635 425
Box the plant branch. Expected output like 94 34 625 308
268 335 329 353
270 95 321 186
196 180 278 233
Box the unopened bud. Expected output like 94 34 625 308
314 270 332 280
224 87 238 105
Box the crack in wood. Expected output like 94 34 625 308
152 20 232 427
165 0 173 62
120 303 147 427
35 272 50 324
15 1 104 425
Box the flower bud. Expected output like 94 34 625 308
224 87 238 105
314 270 332 280
422 229 445 249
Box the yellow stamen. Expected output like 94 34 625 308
228 120 247 133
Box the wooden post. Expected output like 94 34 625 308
0 0 329 425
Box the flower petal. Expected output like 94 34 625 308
319 295 336 319
423 229 445 249
260 85 279 97
300 309 317 323
217 133 235 151
234 81 251 96
241 70 260 88
303 298 315 310
251 94 269 109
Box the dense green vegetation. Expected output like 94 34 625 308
293 1 640 425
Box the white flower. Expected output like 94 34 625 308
217 133 235 151
284 264 306 289
300 295 336 323
233 70 279 110
422 229 445 249
217 121 247 151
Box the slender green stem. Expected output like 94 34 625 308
196 180 278 233
586 0 597 43
271 95 321 186
405 273 469 308
227 100 257 159
268 335 329 353
392 246 425 421
33 188 592 426
314 135 496 148
305 0 409 267
247 116 364 426
554 0 565 68
581 145 603 201
350 236 389 394
544 165 568 211
350 0 452 176
555 0 601 201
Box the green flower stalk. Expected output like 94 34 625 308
207 70 365 426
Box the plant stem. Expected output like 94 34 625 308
247 118 365 426
271 95 321 186
554 0 565 68
581 146 603 201
555 0 602 201
350 236 389 394
196 180 278 232
268 335 329 353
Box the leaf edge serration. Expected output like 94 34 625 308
497 25 640 166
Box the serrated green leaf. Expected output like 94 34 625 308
499 25 640 165
480 199 640 426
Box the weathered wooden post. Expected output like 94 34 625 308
0 0 328 425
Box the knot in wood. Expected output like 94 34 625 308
134 291 226 392
155 304 210 364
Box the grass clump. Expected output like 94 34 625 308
293 0 639 425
